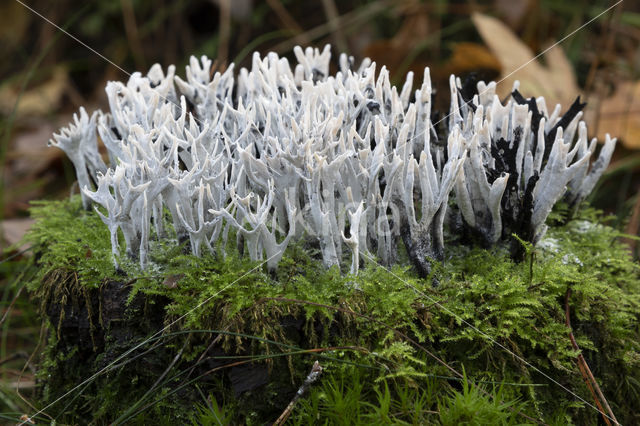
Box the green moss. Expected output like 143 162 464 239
27 197 115 288
23 196 640 424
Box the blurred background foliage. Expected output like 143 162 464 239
0 0 638 416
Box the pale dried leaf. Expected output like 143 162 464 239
544 44 579 101
586 80 640 149
444 42 501 76
494 0 535 28
163 273 185 289
8 124 60 176
0 218 35 253
473 12 537 72
472 12 579 108
0 67 69 118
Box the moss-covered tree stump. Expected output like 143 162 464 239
24 197 640 424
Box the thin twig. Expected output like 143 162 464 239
0 285 24 327
320 0 348 53
119 0 146 70
0 246 33 264
17 323 54 421
0 351 36 376
565 289 619 425
273 361 323 426
216 0 231 66
0 351 27 367
265 0 309 47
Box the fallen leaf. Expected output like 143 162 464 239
494 0 536 29
7 123 60 176
163 274 184 289
585 80 640 150
440 42 501 80
0 66 69 118
3 123 62 216
0 218 35 254
472 12 579 109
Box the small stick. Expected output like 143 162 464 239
273 361 323 426
565 289 619 425
0 284 25 327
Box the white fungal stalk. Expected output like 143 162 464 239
51 45 616 275
449 76 616 249
49 107 107 209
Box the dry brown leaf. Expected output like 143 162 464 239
585 80 640 150
3 124 62 216
163 274 185 289
440 42 501 78
8 123 60 176
0 66 69 118
494 0 536 29
0 218 35 253
472 12 579 108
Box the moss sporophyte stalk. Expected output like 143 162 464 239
25 46 639 424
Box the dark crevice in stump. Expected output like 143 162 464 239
37 273 329 422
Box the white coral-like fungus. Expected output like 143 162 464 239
50 45 616 275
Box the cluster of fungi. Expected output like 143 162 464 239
50 46 615 277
